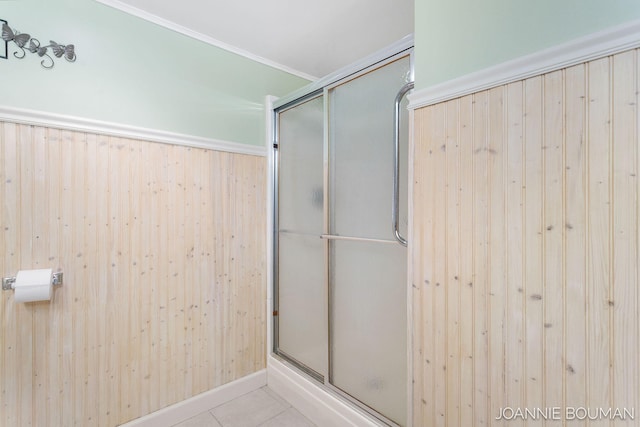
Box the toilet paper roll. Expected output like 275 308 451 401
14 268 53 303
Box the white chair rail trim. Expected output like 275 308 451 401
0 105 267 157
409 19 640 110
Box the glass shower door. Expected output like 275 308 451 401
276 95 327 378
327 55 410 426
274 48 412 426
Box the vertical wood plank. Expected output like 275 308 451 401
487 86 507 424
210 150 222 390
0 122 7 425
65 132 82 426
250 156 265 374
254 156 266 373
458 94 475 427
115 137 132 425
431 102 447 427
564 62 588 427
212 151 225 388
165 144 178 403
445 99 461 427
47 128 60 425
47 127 65 427
48 129 64 423
637 47 640 427
586 56 612 427
173 145 187 401
238 154 252 375
190 148 204 395
472 91 489 427
95 133 111 424
523 76 545 422
505 80 525 427
411 108 421 427
72 130 87 426
200 149 214 392
412 107 432 426
17 124 34 426
8 123 22 425
225 153 236 384
612 50 638 423
31 125 50 427
158 143 171 405
147 139 164 411
636 46 640 427
230 154 240 380
127 140 143 420
227 153 235 383
138 138 152 415
106 136 122 426
542 70 565 423
1 122 20 427
83 133 99 426
182 147 194 398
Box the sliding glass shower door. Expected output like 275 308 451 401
327 56 410 426
274 49 412 427
276 95 327 378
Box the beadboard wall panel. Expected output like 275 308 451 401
0 123 266 426
412 49 639 426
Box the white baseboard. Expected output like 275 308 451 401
267 357 384 427
119 370 267 427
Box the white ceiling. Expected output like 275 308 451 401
102 0 414 80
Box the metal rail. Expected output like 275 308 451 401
393 81 413 247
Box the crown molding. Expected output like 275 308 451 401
94 0 318 82
0 106 267 157
409 19 640 110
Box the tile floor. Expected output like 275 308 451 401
172 386 316 427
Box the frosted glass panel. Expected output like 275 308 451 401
330 240 407 425
329 56 411 240
278 96 324 235
277 95 326 376
278 232 326 374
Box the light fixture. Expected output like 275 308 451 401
1 20 76 69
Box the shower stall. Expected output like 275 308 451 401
271 38 413 426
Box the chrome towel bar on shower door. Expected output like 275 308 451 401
393 81 413 247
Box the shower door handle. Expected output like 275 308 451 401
393 81 413 247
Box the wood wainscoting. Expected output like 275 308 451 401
0 123 266 426
412 49 639 426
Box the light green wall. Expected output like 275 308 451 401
415 0 640 90
0 0 310 145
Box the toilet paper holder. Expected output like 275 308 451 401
2 272 63 291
